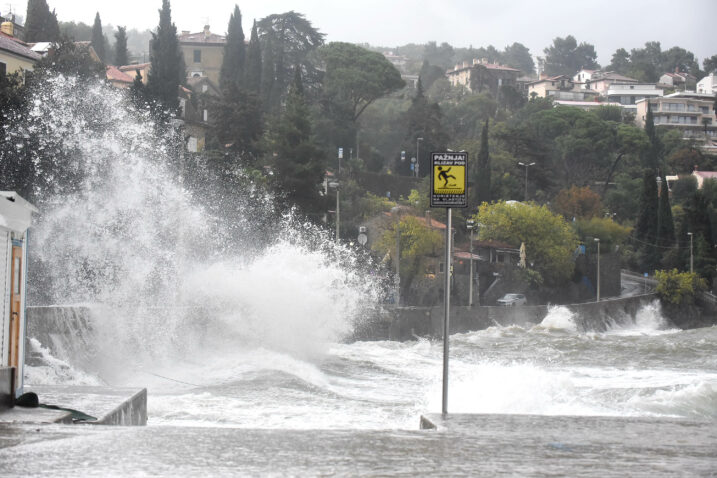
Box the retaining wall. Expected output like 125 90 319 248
387 293 659 341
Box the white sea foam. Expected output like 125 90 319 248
537 305 579 331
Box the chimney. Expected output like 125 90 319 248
1 21 13 37
539 72 548 80
462 61 468 68
473 58 479 65
203 25 210 36
182 30 190 35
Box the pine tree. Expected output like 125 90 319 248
114 26 129 66
91 12 105 63
475 119 491 205
219 5 246 91
24 0 59 42
147 0 185 112
269 67 325 214
245 20 262 94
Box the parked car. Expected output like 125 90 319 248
497 293 527 306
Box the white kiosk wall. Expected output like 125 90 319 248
0 192 37 397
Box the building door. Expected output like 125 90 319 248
8 245 22 378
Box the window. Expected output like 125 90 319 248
0 61 6 77
193 49 201 63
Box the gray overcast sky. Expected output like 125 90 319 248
19 0 717 66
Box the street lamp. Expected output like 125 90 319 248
467 219 475 307
518 162 536 202
329 180 340 244
416 137 424 178
594 237 600 301
687 232 694 273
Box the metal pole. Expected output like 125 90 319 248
416 138 423 178
524 165 528 202
468 227 473 307
595 239 600 301
688 232 693 273
442 208 452 416
335 187 340 244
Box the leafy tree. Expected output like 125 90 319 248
33 37 106 79
212 86 263 158
114 26 129 66
418 60 446 90
0 72 32 198
655 269 706 305
24 0 59 42
475 201 578 285
59 21 92 41
703 54 717 74
574 216 631 253
423 41 454 69
661 46 700 77
402 78 448 177
321 42 405 123
219 5 246 91
501 42 534 75
626 42 662 82
257 11 324 109
377 214 443 295
147 0 185 112
475 45 502 64
245 20 262 93
473 119 491 206
91 12 105 63
667 148 704 175
608 48 631 75
442 93 496 141
267 68 326 215
543 35 599 76
554 186 603 219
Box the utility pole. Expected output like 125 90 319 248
688 232 693 273
467 219 475 307
594 237 600 301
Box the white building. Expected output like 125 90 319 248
606 83 664 112
697 73 717 95
0 192 36 399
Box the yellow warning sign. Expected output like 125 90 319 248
430 152 467 208
433 164 465 195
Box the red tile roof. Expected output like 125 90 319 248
106 65 133 83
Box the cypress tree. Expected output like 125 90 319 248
114 26 129 66
147 0 185 112
635 169 660 272
643 102 662 170
219 5 246 91
91 12 105 63
245 20 262 93
656 175 675 248
475 119 491 205
24 0 59 42
260 32 276 109
270 67 325 214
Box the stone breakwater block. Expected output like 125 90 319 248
0 385 147 426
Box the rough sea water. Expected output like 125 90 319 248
2 77 716 476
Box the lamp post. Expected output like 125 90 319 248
467 219 475 307
518 162 536 202
594 237 600 301
329 180 340 244
416 137 423 178
391 206 401 306
688 232 694 273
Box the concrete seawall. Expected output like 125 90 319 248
387 293 659 341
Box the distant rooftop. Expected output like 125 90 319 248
179 26 226 44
